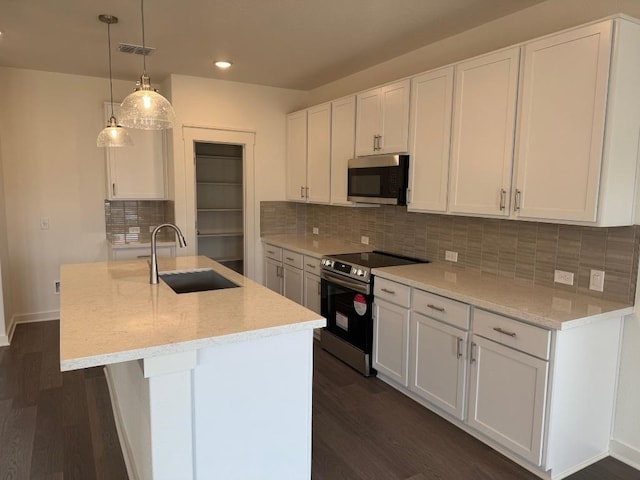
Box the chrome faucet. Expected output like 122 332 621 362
150 223 187 284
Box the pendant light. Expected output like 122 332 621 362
97 14 133 148
119 0 176 130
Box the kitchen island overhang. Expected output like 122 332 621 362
60 256 325 480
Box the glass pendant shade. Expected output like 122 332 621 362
119 74 176 130
97 116 134 147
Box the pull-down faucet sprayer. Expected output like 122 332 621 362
149 223 187 284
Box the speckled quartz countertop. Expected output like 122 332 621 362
261 234 373 257
372 263 633 330
60 256 324 371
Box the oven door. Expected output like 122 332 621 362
320 271 373 352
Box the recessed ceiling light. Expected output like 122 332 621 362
215 61 232 69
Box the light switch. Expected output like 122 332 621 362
40 217 50 230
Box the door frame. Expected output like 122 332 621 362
182 126 256 280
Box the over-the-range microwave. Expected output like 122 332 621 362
347 154 409 206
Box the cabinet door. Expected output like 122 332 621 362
379 79 410 154
286 110 308 201
264 257 283 295
303 271 321 315
513 22 612 222
105 103 166 200
467 335 548 466
355 89 382 156
373 299 410 386
408 68 454 212
283 264 304 304
410 313 467 420
449 48 520 216
330 96 356 205
306 103 332 203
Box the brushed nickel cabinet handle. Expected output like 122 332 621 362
470 342 477 364
286 257 295 262
381 288 396 295
427 304 445 312
112 183 116 196
514 189 522 211
306 263 316 269
499 188 506 211
493 327 517 337
456 337 463 359
300 186 305 199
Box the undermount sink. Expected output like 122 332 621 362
159 269 239 294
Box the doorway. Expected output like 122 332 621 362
194 142 244 273
182 127 256 280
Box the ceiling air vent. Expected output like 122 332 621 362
118 43 156 56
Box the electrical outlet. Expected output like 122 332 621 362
589 269 605 292
129 226 141 234
54 280 60 295
554 270 574 286
312 227 319 235
361 235 369 245
40 217 50 230
445 250 458 262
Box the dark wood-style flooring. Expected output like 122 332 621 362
1 321 638 479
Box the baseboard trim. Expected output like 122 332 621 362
0 334 8 347
14 310 59 324
610 439 640 471
104 366 140 480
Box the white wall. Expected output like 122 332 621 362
0 67 136 325
0 132 10 344
167 74 307 282
307 0 640 105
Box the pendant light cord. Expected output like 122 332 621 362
107 21 115 119
141 0 147 74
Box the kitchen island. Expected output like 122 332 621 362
60 256 324 480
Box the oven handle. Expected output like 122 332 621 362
321 270 370 295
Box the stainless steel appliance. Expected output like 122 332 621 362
320 251 426 376
347 154 409 205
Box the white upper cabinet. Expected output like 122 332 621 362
355 79 410 156
330 96 356 206
285 110 308 201
104 103 166 200
286 105 331 203
513 19 640 225
306 103 332 203
408 67 454 213
448 48 520 216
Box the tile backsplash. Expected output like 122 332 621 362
105 200 175 244
261 201 640 304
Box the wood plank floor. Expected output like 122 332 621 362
1 321 639 479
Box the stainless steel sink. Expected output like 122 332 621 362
159 269 239 294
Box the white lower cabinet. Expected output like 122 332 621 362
467 334 548 466
410 312 468 420
373 298 410 387
263 244 283 294
372 276 623 479
283 250 304 304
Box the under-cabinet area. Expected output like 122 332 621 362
195 142 244 274
370 264 630 480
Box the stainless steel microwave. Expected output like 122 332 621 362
347 154 409 205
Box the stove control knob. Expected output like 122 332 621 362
356 269 364 276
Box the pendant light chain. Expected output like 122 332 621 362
107 21 115 120
141 0 147 74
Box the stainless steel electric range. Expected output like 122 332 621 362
320 251 427 376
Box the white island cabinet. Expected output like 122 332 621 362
60 256 324 480
371 262 631 480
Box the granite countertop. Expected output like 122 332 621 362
372 263 633 330
261 234 373 257
60 256 324 371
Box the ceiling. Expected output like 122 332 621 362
0 0 546 91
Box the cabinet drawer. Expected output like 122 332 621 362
283 249 303 269
412 289 470 330
303 255 322 274
374 278 411 308
264 244 283 261
473 309 551 360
